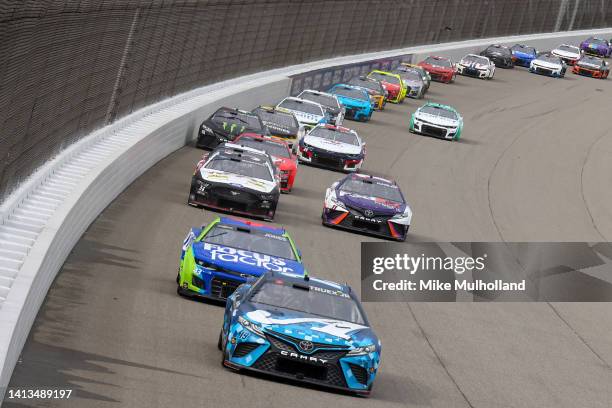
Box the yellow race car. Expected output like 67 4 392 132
367 70 408 103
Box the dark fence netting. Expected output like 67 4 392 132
0 0 610 199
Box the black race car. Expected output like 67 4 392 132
197 107 268 150
188 143 280 220
480 44 514 68
252 106 302 149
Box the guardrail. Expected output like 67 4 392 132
1 28 612 403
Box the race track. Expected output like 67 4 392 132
5 66 612 408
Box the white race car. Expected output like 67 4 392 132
276 97 327 131
456 54 495 79
297 124 365 172
296 90 344 126
529 53 567 78
551 44 581 65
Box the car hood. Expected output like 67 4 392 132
380 81 400 90
337 190 404 216
576 60 603 70
583 42 608 50
532 59 562 69
193 242 304 277
421 64 453 73
552 49 580 58
241 307 376 347
303 135 362 155
460 61 489 70
512 51 535 59
262 121 298 137
403 79 423 88
335 95 369 108
288 109 324 125
415 111 459 127
199 168 276 193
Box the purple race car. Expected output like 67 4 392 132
321 173 412 241
580 37 611 57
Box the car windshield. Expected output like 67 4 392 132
486 46 511 55
278 99 323 116
348 78 382 93
254 108 298 129
236 138 290 158
212 109 263 131
331 87 368 101
537 54 560 64
587 38 607 45
423 57 452 67
558 45 578 53
340 178 404 202
420 105 458 120
206 156 272 181
310 127 360 146
462 55 488 64
395 70 422 81
250 282 365 325
299 92 338 109
203 225 296 260
368 72 400 85
512 45 536 55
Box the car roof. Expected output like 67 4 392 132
347 172 396 185
280 96 324 107
217 216 287 235
263 270 351 294
313 123 356 134
216 107 258 117
423 102 455 111
214 142 274 164
299 89 335 97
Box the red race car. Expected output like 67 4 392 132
234 133 297 193
418 56 456 83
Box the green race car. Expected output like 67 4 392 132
409 102 463 141
178 216 306 302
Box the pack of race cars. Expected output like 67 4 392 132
178 35 609 397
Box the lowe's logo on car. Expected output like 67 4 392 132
203 243 294 272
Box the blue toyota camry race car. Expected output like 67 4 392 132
177 217 305 301
328 84 374 122
510 44 538 67
219 271 381 396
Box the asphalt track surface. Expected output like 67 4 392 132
5 66 612 408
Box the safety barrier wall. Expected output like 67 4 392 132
2 28 612 403
2 0 612 199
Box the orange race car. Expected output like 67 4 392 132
572 55 610 79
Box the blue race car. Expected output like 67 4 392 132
510 44 538 67
219 271 381 396
328 84 373 122
177 217 305 301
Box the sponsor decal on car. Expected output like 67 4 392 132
203 243 296 273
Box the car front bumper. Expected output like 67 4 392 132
223 327 377 394
322 208 408 240
411 119 459 140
